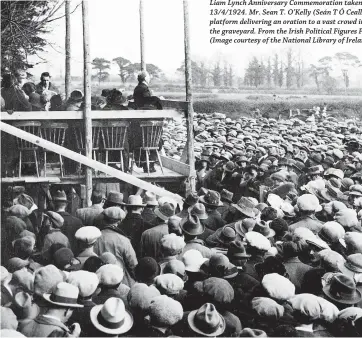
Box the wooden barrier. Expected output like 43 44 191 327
0 122 184 205
0 110 182 121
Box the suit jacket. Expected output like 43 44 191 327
139 224 168 261
284 257 313 292
75 204 103 227
181 239 212 258
142 207 158 228
58 211 83 252
120 213 144 253
243 255 265 281
202 209 226 231
1 86 32 111
42 229 71 262
19 315 70 337
203 167 236 193
133 82 162 109
94 227 138 287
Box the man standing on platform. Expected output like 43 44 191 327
131 71 163 173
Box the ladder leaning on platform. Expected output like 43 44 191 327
0 121 184 205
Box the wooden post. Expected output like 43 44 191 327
65 0 71 99
82 0 92 207
183 0 196 192
139 0 146 71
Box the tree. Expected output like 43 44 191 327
113 56 132 84
266 57 272 87
92 57 110 85
228 64 234 87
1 1 81 73
295 51 304 88
309 56 333 92
211 61 222 87
272 54 279 87
278 61 284 88
285 48 294 89
334 52 361 93
223 63 228 87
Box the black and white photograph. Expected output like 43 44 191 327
1 0 362 337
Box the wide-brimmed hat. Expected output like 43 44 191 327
183 192 199 207
106 191 124 205
154 202 175 221
181 213 204 236
227 240 251 258
206 226 237 247
200 190 223 208
235 218 256 237
220 189 234 203
143 192 158 206
188 303 226 337
323 273 362 305
253 221 276 238
11 291 39 320
126 195 146 207
232 197 255 218
90 297 133 335
43 282 83 308
189 203 208 220
206 254 238 279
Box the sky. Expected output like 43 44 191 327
28 0 362 84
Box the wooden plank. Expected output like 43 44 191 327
65 0 71 99
1 177 61 184
82 0 92 207
0 122 184 205
160 155 190 176
1 110 182 120
139 0 146 71
183 0 196 192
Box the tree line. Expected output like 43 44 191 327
243 49 361 93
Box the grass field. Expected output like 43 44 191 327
56 80 362 120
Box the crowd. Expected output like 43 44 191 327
2 71 362 337
0 71 161 112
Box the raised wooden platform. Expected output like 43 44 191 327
1 109 182 120
1 157 188 185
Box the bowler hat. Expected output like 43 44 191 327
181 213 205 236
323 273 362 305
